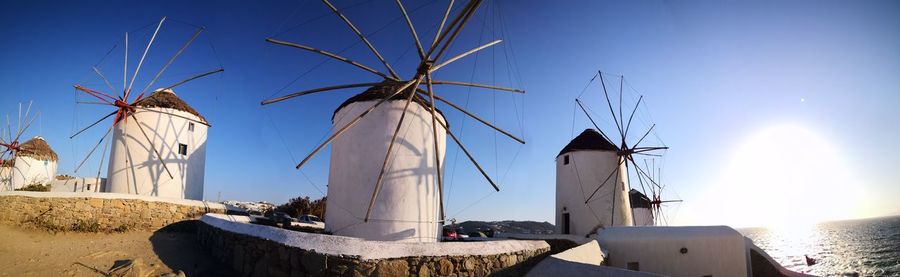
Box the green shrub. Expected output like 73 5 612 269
15 183 50 192
71 219 101 232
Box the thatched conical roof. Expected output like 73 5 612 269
629 189 652 209
558 129 618 157
333 80 445 122
134 89 208 123
17 136 58 161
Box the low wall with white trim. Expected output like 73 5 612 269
0 191 225 231
198 214 550 276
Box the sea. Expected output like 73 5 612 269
740 215 900 276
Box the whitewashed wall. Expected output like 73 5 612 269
556 150 633 236
106 107 207 200
8 156 57 189
50 177 105 193
632 207 654 226
326 99 447 242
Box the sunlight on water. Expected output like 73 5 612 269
742 216 900 276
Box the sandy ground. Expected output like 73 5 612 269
0 224 234 276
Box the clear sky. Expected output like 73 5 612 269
1 0 898 228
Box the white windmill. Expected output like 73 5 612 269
0 102 57 191
262 0 525 242
70 17 221 200
556 72 668 236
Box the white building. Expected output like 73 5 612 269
325 83 447 242
556 129 633 236
2 136 59 190
50 176 105 193
630 189 654 226
106 89 208 200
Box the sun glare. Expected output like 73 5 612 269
700 123 862 229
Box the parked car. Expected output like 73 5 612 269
292 214 325 229
271 212 295 227
442 227 459 241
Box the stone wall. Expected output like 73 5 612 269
0 192 225 232
197 215 551 277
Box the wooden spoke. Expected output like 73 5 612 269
431 0 455 50
422 91 525 144
430 39 500 73
365 79 423 222
585 157 625 204
74 125 113 173
77 101 113 106
633 146 668 153
138 26 204 98
430 0 482 62
294 79 419 170
322 0 400 79
71 112 116 139
133 107 210 127
261 82 384 106
424 73 445 223
623 95 642 140
427 80 523 93
395 0 426 60
627 155 661 190
14 111 39 143
95 126 113 189
123 32 128 94
266 38 394 81
129 114 174 179
574 99 615 145
632 124 655 149
126 17 166 100
74 85 117 104
618 76 624 143
435 114 498 191
161 68 224 91
599 72 624 144
92 66 117 92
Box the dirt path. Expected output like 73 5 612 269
0 224 233 276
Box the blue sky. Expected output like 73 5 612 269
1 0 898 226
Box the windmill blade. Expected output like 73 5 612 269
138 26 204 98
633 158 650 197
430 39 501 73
161 68 224 92
623 95 643 140
424 73 445 224
395 0 426 60
632 124 656 148
322 0 400 79
70 111 116 139
294 79 420 170
126 17 165 100
129 114 174 179
427 80 524 93
429 0 482 62
618 76 624 142
633 146 669 153
265 38 395 81
598 72 624 143
133 107 210 127
627 155 661 190
77 101 113 106
74 85 117 104
123 32 128 94
261 82 383 106
92 66 118 92
74 125 114 173
95 125 113 190
634 152 663 157
574 98 615 145
436 116 499 191
420 92 524 144
431 0 455 50
365 79 423 222
584 157 625 203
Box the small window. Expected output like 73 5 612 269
178 143 188 155
188 122 195 132
563 155 570 165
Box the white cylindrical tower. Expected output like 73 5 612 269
106 89 208 200
630 189 654 226
556 129 633 236
8 136 58 190
325 83 447 242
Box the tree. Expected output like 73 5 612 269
275 196 327 221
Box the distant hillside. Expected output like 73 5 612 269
447 220 556 235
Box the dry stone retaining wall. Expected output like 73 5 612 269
0 192 225 231
198 215 551 276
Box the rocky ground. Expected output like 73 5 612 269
0 224 235 276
